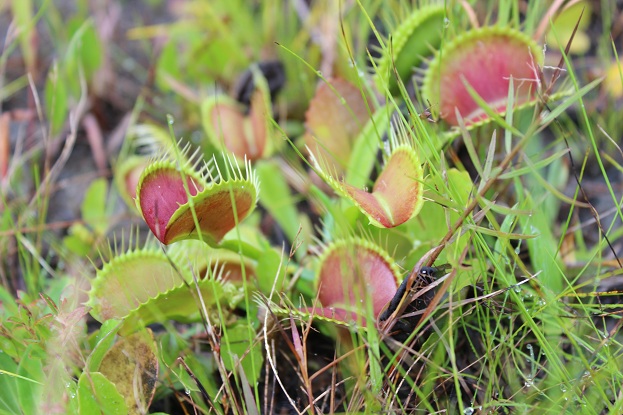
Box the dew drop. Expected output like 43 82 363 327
464 408 474 415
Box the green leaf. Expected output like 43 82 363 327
98 330 158 415
520 194 565 295
78 372 128 415
221 323 263 384
170 352 221 413
499 149 570 179
16 345 44 415
539 80 602 126
404 169 472 268
82 178 108 235
66 19 102 82
11 0 36 72
44 62 68 135
0 352 20 413
155 40 182 92
87 319 122 373
0 284 18 316
256 160 305 248
63 224 94 256
493 205 520 285
256 247 287 295
0 74 29 103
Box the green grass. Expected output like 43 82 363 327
2 0 623 414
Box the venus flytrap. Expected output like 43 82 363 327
87 241 245 335
311 122 424 228
135 152 259 246
260 237 402 331
201 69 274 161
7 2 620 413
89 146 262 335
304 77 372 175
311 237 402 324
373 4 446 97
422 26 543 127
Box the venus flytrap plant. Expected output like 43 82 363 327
6 2 623 414
310 237 402 324
304 77 372 175
311 122 424 228
201 69 275 161
87 240 245 335
422 26 543 127
136 151 259 246
373 3 446 97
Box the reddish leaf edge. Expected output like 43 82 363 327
311 141 424 228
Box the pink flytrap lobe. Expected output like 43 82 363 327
423 27 542 126
301 239 401 325
135 156 258 246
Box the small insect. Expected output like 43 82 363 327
418 100 437 123
379 264 449 321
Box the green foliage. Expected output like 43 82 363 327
220 322 263 384
3 0 623 414
256 160 309 251
11 0 36 72
77 372 128 415
63 178 111 256
44 62 69 135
